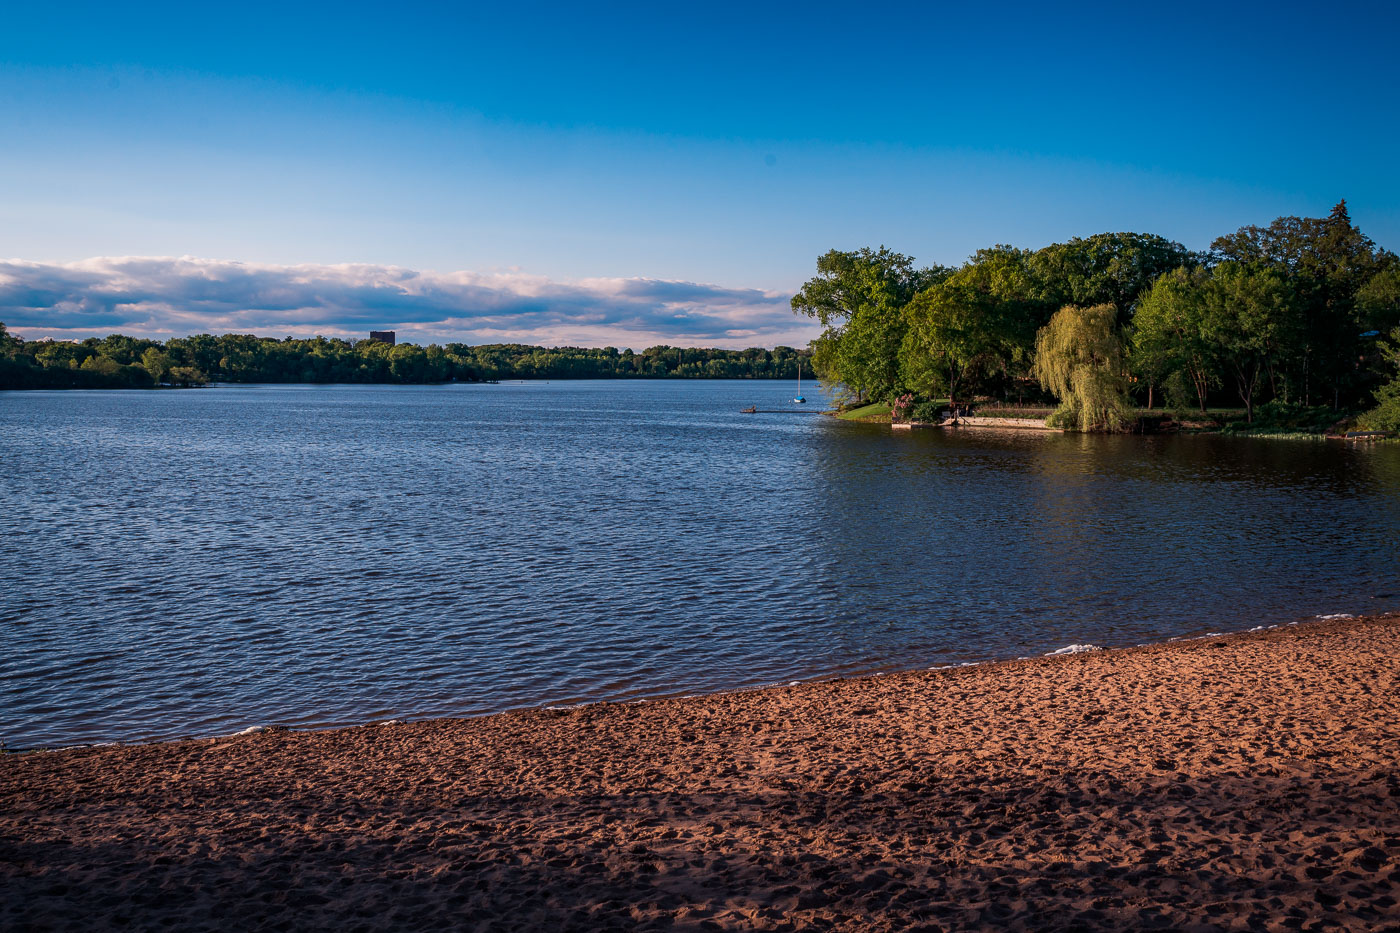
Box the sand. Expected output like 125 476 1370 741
4 614 1399 931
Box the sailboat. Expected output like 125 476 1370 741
793 360 806 404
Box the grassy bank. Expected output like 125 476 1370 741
833 401 894 421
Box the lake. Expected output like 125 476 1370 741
3 380 1399 748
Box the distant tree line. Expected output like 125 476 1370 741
794 201 1400 430
0 330 811 389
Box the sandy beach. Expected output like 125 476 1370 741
4 614 1398 931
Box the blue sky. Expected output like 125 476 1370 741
2 1 1397 346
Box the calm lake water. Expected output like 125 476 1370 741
3 380 1399 748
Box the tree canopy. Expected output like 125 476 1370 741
793 202 1398 428
790 247 948 403
0 333 812 390
1361 328 1400 431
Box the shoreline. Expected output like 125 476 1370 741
7 610 1384 755
828 404 1399 440
5 612 1399 930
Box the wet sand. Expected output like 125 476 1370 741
4 614 1399 931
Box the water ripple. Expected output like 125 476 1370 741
2 381 1399 748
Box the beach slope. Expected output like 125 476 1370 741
4 614 1399 930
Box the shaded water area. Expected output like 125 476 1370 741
3 380 1399 748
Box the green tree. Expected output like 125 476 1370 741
167 365 208 387
1030 232 1196 319
791 247 946 403
141 347 173 385
901 281 1019 408
1212 200 1382 408
36 341 95 369
1358 264 1400 334
1033 304 1134 431
1131 267 1218 412
96 333 159 365
1360 328 1400 430
1200 263 1296 422
897 246 1050 406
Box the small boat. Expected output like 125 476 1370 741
741 405 758 414
793 360 806 404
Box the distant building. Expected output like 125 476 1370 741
369 331 396 345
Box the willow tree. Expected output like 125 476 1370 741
1033 304 1134 431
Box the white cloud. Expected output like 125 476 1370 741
0 256 819 349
